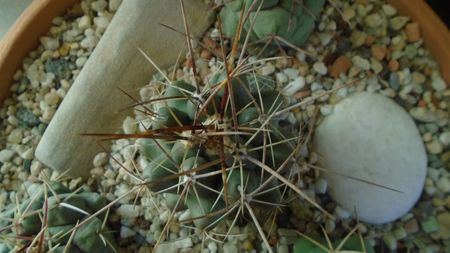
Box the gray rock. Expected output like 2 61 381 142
314 92 427 224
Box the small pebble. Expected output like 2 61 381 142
281 76 305 96
7 129 23 144
44 91 61 106
393 227 407 240
388 59 400 72
405 22 421 42
94 16 110 29
109 0 122 11
421 216 440 233
364 13 383 28
283 68 299 80
261 64 275 76
436 177 450 193
117 204 141 219
78 15 91 30
431 75 447 92
93 152 109 167
352 56 370 70
382 4 397 16
0 150 15 163
276 72 288 83
313 62 327 75
314 178 328 193
350 31 367 48
426 140 443 155
371 45 386 61
439 132 450 146
330 55 351 78
390 16 410 30
404 219 420 234
40 37 60 50
91 0 108 12
120 226 137 238
383 233 397 250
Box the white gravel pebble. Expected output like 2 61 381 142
117 204 142 219
313 62 327 75
283 68 299 80
30 161 43 177
382 4 397 16
40 37 60 50
120 226 137 238
315 178 328 194
281 76 305 96
276 72 288 83
431 75 447 92
260 64 275 76
435 177 450 193
7 129 23 144
94 16 110 29
93 152 109 167
426 140 443 154
0 150 15 163
334 205 351 219
20 148 34 160
439 132 450 146
352 56 370 70
109 0 122 11
91 0 108 12
78 15 91 30
76 57 88 67
44 91 61 106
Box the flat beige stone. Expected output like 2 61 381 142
35 0 214 177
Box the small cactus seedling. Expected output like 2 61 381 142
0 180 117 253
294 224 375 253
220 0 325 46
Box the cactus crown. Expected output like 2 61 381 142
220 0 325 46
139 70 297 230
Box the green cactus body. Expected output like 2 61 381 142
140 70 298 231
8 182 117 253
220 0 325 46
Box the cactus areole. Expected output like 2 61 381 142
140 72 299 229
220 0 325 45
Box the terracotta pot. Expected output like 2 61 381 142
0 0 80 105
0 0 449 106
387 0 450 85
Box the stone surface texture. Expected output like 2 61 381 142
314 92 427 224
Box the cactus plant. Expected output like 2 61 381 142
293 224 376 253
220 0 325 45
139 72 294 227
132 55 334 252
0 181 117 253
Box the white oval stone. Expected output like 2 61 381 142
313 92 427 224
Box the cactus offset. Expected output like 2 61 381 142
0 181 117 253
220 0 325 45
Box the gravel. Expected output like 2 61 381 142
0 0 449 252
